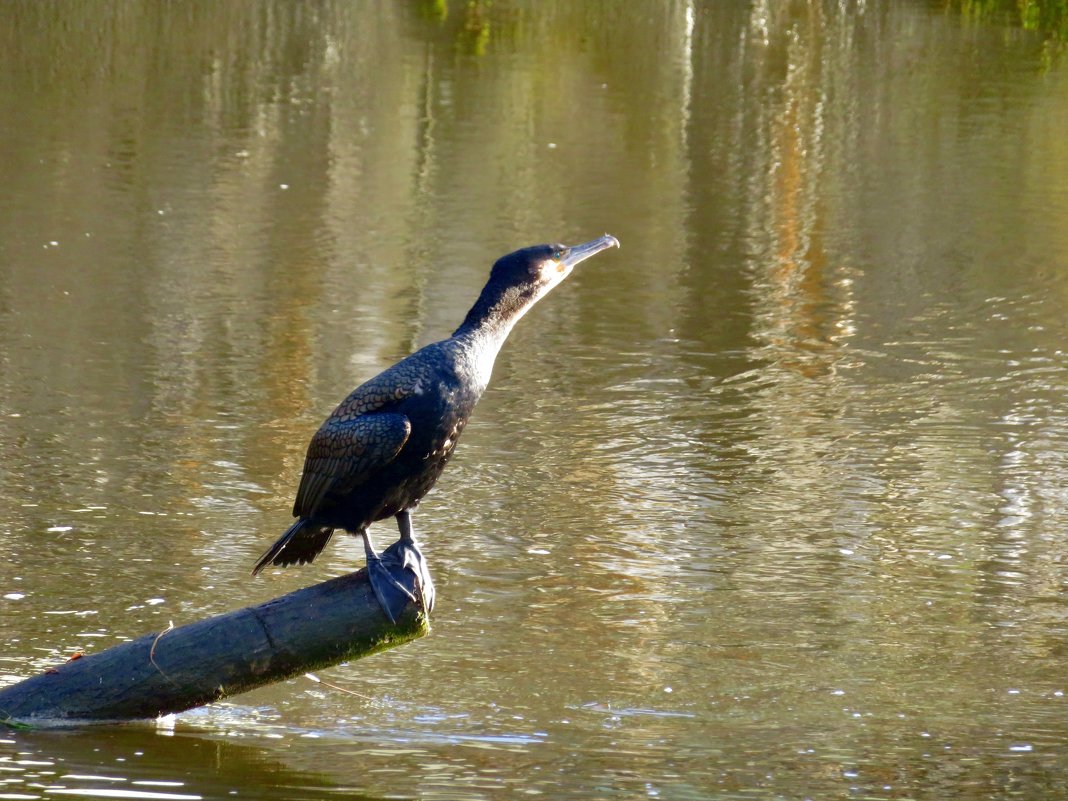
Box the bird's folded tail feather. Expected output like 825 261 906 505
252 519 335 575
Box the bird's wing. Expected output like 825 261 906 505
330 362 426 418
293 412 412 518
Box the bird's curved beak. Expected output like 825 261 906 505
562 234 620 269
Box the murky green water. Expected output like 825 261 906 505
4 0 1068 798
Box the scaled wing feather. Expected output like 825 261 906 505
293 412 411 517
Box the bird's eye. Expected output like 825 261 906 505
552 249 566 261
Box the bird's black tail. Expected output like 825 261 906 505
252 519 335 575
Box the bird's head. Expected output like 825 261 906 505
493 234 619 295
490 233 620 305
456 234 620 338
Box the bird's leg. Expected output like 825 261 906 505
382 510 435 616
361 530 417 625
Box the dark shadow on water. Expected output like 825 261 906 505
5 724 387 801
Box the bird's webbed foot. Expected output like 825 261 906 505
362 521 434 625
362 532 417 625
387 510 435 617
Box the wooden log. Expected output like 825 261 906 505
0 567 429 727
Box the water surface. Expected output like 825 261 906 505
3 1 1068 798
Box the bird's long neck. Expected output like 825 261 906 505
450 280 540 391
452 281 535 347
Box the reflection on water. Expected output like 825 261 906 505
4 0 1068 798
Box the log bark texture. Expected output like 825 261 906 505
0 569 428 726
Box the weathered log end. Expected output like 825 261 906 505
0 568 429 727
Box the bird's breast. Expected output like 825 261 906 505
427 416 467 460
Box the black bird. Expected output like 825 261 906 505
253 234 620 622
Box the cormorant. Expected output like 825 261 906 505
253 234 620 622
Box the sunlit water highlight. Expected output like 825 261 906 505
4 1 1068 799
